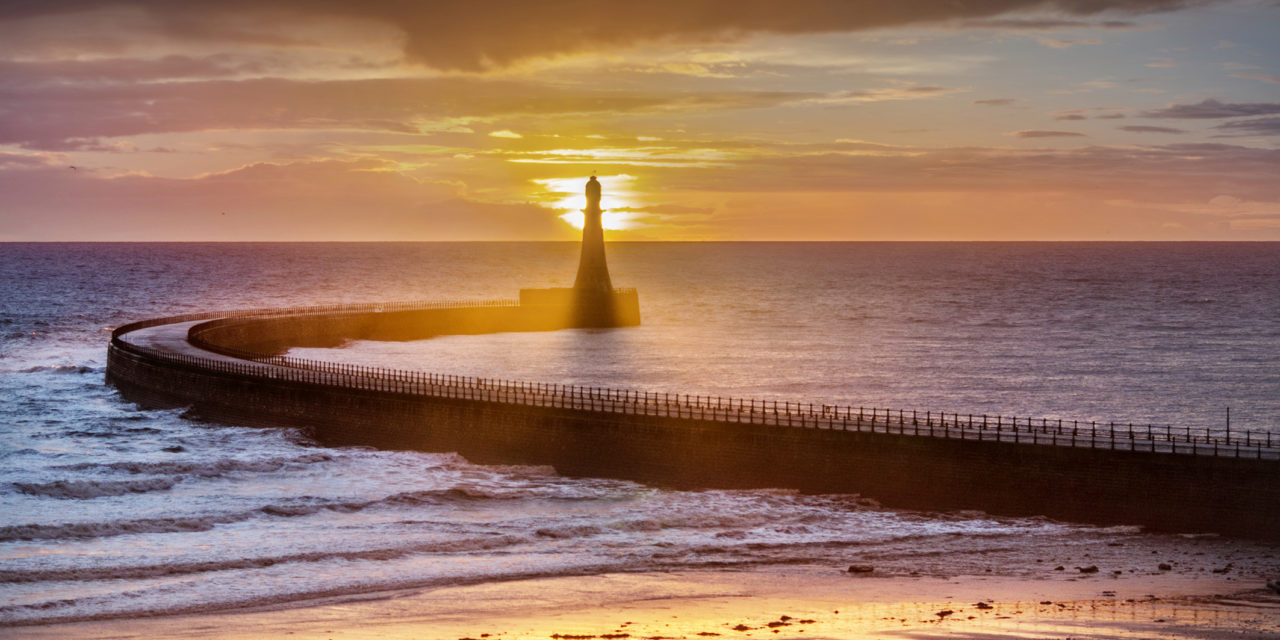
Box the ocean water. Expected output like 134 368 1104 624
2 242 1278 625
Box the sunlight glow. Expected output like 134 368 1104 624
534 174 641 231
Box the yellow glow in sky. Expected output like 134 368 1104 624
535 175 642 231
3 1 1279 240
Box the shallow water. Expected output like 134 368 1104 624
2 242 1277 624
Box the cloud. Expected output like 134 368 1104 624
8 137 1278 239
1011 130 1087 138
652 141 1280 206
489 129 523 139
959 18 1142 30
0 55 251 88
0 1 1217 71
1038 37 1101 48
1212 116 1280 136
1056 114 1089 120
973 98 1017 106
0 158 575 240
610 204 716 215
1229 73 1280 84
806 85 963 105
625 61 743 79
1142 98 1280 119
1120 125 1186 133
0 150 62 170
0 76 811 149
1106 195 1280 230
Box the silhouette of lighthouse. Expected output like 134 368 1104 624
573 175 613 293
517 174 639 327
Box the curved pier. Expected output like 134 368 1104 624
107 297 1280 540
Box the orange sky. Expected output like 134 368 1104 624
1 0 1278 240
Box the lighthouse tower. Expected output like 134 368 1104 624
517 174 639 327
573 175 613 293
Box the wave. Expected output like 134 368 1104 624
16 364 96 375
14 477 180 499
0 512 255 542
0 535 527 584
0 484 566 542
62 427 163 438
54 453 334 477
0 557 636 627
11 454 339 500
535 524 606 539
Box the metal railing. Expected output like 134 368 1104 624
111 300 1280 461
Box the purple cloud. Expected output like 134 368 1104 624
1213 116 1280 136
1120 125 1186 133
1142 99 1280 119
1012 130 1087 138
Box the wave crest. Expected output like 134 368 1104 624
14 477 179 499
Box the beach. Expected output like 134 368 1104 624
9 564 1280 640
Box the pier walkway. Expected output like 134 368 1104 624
117 304 1280 461
107 299 1280 539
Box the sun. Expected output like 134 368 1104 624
534 175 641 231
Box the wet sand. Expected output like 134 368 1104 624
8 563 1279 640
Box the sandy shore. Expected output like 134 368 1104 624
7 563 1279 640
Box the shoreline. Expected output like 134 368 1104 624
8 565 1279 640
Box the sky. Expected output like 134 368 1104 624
1 0 1278 241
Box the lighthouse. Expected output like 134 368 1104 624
573 175 614 293
517 174 639 327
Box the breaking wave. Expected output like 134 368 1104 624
14 477 181 499
0 535 527 584
1 484 605 542
54 453 334 477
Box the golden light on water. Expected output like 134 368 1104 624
534 174 642 231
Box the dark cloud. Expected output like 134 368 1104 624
1012 130 1088 137
1142 98 1280 119
974 98 1017 106
1056 114 1088 120
1213 116 1280 136
1095 113 1126 119
959 18 1142 29
0 1 1217 70
1120 125 1186 133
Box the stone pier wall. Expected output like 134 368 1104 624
106 301 1280 541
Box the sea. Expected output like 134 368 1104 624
2 242 1278 626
